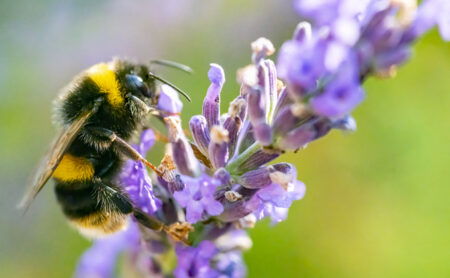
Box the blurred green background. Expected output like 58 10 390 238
0 0 449 277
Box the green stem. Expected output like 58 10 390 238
226 142 261 175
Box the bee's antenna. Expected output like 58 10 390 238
148 72 192 102
150 59 194 74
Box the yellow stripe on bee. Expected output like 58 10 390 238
53 154 95 182
87 62 124 107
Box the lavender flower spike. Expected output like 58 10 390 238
72 1 449 276
203 63 225 130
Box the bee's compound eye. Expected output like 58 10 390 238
125 74 152 98
126 74 144 88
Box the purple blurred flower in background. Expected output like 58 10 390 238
310 57 364 117
174 241 220 278
75 221 140 278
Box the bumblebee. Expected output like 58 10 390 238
19 59 191 239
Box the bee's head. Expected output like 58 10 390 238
115 59 191 117
123 64 156 104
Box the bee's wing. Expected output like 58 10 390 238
18 107 96 212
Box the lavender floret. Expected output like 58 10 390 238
173 174 224 223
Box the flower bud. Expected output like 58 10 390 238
189 115 211 156
203 64 225 130
293 21 312 42
165 116 200 176
213 168 231 185
209 126 230 169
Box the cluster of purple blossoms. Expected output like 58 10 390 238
75 0 449 277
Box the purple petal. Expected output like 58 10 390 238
139 129 156 154
253 121 273 146
204 199 224 216
219 200 254 222
293 21 312 42
173 189 191 207
239 166 272 189
277 39 326 95
311 84 365 118
264 59 278 112
158 84 183 114
311 59 364 117
208 63 225 86
186 201 204 223
247 87 266 123
223 115 241 158
213 168 231 185
278 124 316 150
239 150 280 174
272 105 301 135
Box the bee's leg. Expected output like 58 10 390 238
83 126 163 176
99 183 187 241
134 209 192 245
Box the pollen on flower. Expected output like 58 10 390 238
290 102 308 117
251 37 275 57
375 65 398 79
225 191 243 202
236 214 257 229
228 98 247 118
164 116 183 141
277 79 285 95
164 222 194 244
210 125 229 143
391 0 418 26
160 153 176 171
237 65 258 87
269 170 294 191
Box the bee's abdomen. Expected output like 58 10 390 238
54 181 100 218
54 180 132 238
